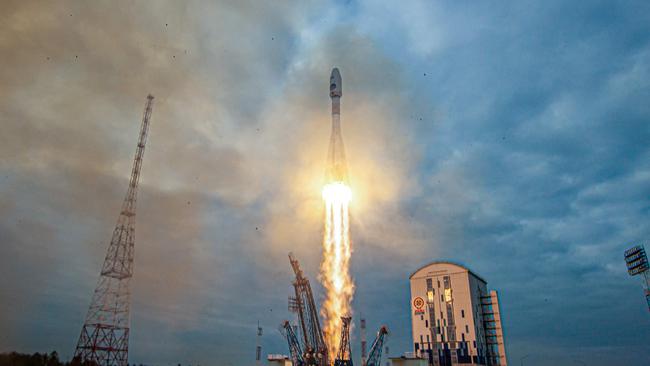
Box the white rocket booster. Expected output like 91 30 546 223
326 68 348 183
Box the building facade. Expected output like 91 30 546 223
409 262 507 366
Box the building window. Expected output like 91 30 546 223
438 280 440 288
420 315 424 321
427 278 433 289
473 341 476 348
440 311 443 319
461 310 465 318
425 320 428 328
461 333 465 341
420 335 423 344
426 334 430 343
443 276 451 287
441 295 444 302
465 325 469 333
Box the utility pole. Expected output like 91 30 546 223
73 95 154 366
360 318 367 366
257 321 263 366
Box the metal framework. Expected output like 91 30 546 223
288 253 328 366
334 317 352 366
481 295 499 366
74 95 154 366
282 320 305 366
365 326 388 366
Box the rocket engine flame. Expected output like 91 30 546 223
320 67 354 363
321 181 354 361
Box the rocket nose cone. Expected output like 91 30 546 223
330 67 342 98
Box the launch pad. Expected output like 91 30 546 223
281 253 388 366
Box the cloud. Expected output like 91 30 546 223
1 1 650 366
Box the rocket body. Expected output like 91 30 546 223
326 68 348 183
321 67 354 359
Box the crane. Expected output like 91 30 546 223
365 326 388 366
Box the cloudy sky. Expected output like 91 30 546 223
1 1 650 365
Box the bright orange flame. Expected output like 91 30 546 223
320 181 354 361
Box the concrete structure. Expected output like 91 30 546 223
389 354 428 366
267 354 292 366
409 262 507 366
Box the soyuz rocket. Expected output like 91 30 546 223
325 68 349 183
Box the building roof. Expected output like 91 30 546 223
409 260 487 284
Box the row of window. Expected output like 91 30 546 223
414 340 484 356
423 318 470 332
419 331 479 349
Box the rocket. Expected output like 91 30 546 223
325 68 349 183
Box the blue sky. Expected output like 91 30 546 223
1 1 649 366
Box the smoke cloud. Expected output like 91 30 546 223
1 1 650 366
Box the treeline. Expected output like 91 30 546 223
0 352 167 366
0 352 94 366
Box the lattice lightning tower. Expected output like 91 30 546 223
74 94 154 366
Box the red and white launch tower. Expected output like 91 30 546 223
74 95 154 366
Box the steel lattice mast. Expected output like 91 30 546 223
74 95 154 366
333 317 352 366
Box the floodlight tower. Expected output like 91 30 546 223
74 95 154 366
624 244 650 312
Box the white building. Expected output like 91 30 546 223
409 262 507 366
